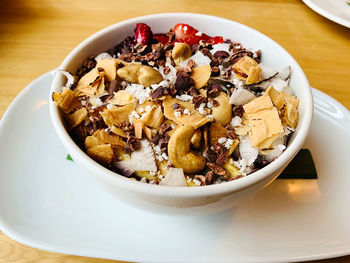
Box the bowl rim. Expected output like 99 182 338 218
49 12 313 198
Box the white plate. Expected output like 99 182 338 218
303 0 350 28
0 72 350 262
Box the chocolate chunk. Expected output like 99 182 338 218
100 94 114 103
151 134 160 145
206 163 230 179
108 78 122 94
194 175 207 186
159 123 172 135
213 51 230 59
151 86 167 99
192 95 205 108
204 147 217 163
127 136 141 151
211 67 220 77
110 36 134 56
205 171 214 184
174 73 193 91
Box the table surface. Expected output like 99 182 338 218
0 0 349 262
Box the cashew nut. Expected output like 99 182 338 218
117 64 163 87
172 43 192 66
168 125 206 173
190 129 202 149
211 92 232 126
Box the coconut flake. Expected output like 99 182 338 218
179 51 211 67
260 64 278 80
159 168 187 187
239 137 258 166
230 116 242 127
95 52 113 61
55 70 75 89
277 66 291 80
229 88 256 105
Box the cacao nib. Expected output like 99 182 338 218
233 105 244 117
76 56 96 79
194 175 207 186
159 123 172 135
151 134 160 145
108 78 122 94
208 97 219 107
110 36 134 56
204 147 217 163
100 94 114 103
206 163 230 179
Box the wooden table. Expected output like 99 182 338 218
0 0 349 262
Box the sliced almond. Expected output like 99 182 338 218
142 106 164 128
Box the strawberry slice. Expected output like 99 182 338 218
175 34 211 46
174 23 199 40
134 23 153 45
153 33 169 44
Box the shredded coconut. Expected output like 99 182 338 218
218 137 227 144
183 108 191 115
225 139 234 149
176 94 193 102
230 116 242 127
174 111 182 117
195 31 202 36
124 84 151 104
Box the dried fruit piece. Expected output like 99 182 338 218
87 144 114 164
100 104 134 127
108 90 136 106
93 129 126 147
141 106 164 128
74 68 103 97
52 89 81 114
133 118 144 139
110 126 127 138
96 58 118 82
243 95 283 148
191 64 211 89
163 96 211 129
209 123 228 145
65 107 87 130
232 56 262 84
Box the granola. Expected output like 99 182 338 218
53 23 299 186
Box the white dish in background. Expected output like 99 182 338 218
0 72 350 262
303 0 350 28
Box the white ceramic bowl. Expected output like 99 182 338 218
50 13 313 215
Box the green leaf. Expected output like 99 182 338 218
66 154 74 162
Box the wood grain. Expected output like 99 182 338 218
0 0 349 262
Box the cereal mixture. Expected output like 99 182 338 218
52 23 299 186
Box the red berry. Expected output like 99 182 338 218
134 23 153 45
153 33 169 44
173 23 199 40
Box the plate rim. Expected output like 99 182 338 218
303 0 350 28
0 71 350 262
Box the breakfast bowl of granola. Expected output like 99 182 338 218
49 13 313 215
